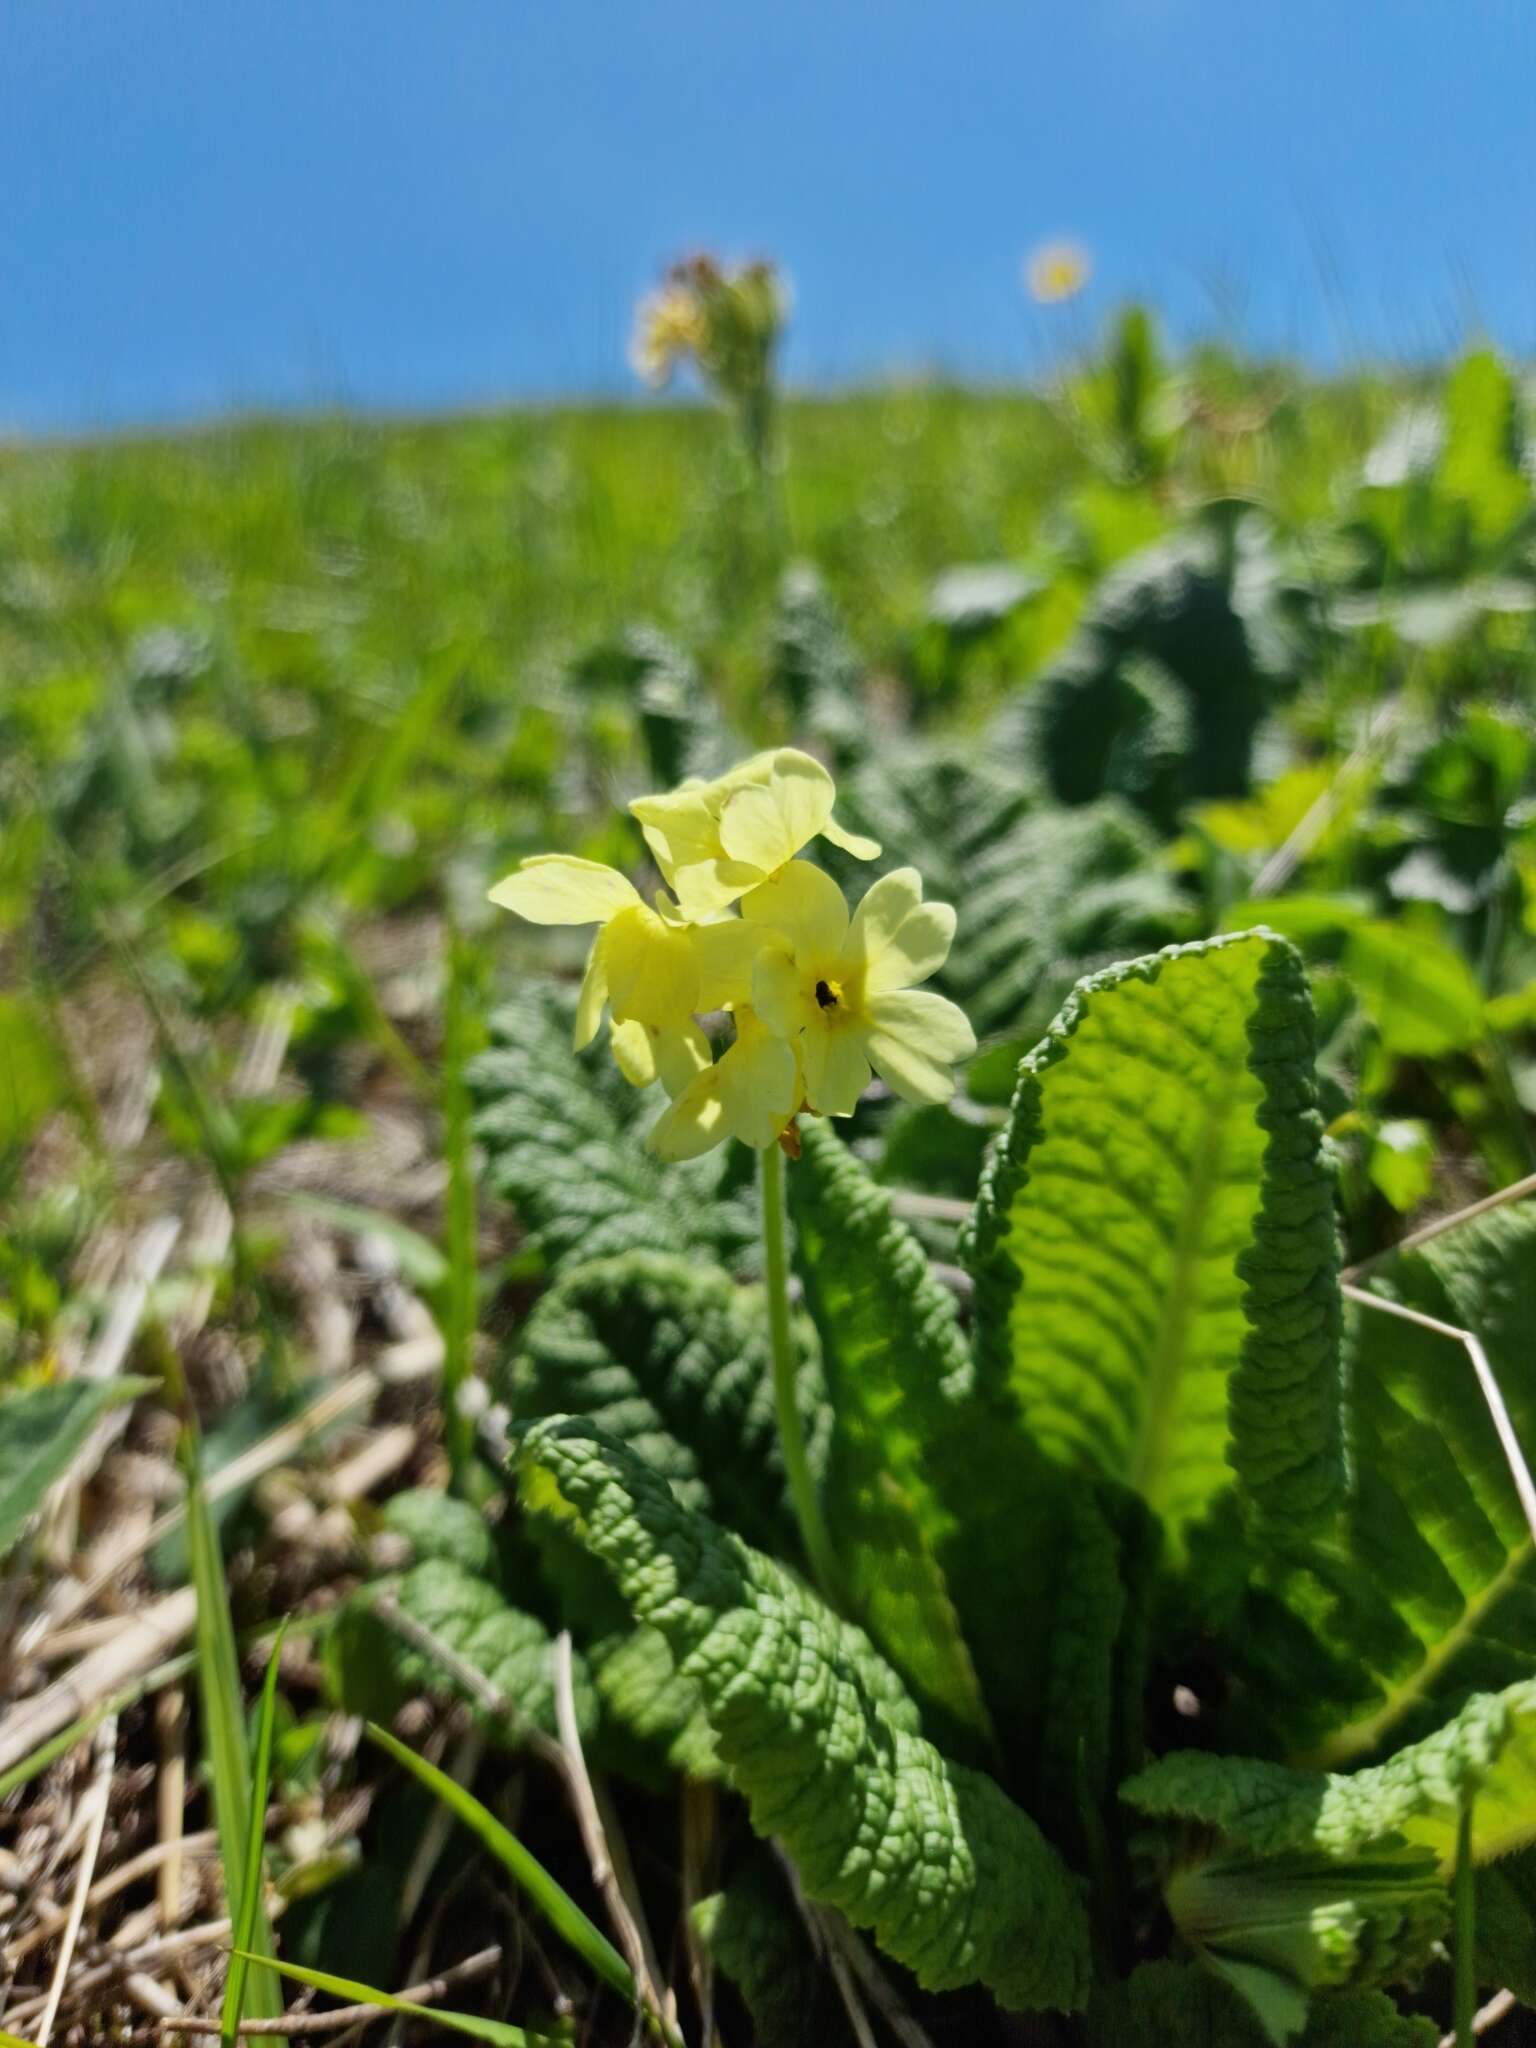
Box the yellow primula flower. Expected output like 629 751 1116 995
745 860 976 1116
630 748 880 919
488 855 709 1094
648 1006 801 1161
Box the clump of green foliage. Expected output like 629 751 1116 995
5 308 1536 2044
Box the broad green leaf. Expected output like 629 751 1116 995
382 1487 499 1577
1085 1962 1435 2047
0 995 66 1151
518 1415 1092 2012
692 1845 859 2048
1438 348 1529 549
469 986 757 1276
788 1121 994 1749
365 1721 636 2008
0 1376 151 1560
233 1952 556 2046
1344 921 1486 1057
966 931 1342 1555
498 1249 820 1557
1213 1202 1536 1766
1127 1677 1536 1873
326 1558 594 1745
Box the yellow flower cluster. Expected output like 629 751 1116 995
490 749 976 1160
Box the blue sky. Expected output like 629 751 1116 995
3 1 1532 432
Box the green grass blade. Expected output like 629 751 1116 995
0 2028 40 2046
220 1624 286 2046
184 1435 281 2020
234 1952 554 2045
440 922 481 1481
364 1721 635 2007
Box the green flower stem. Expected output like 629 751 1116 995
1454 1796 1477 2047
760 1138 840 1603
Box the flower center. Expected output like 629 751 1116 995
814 979 840 1010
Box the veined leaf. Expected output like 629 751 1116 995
382 1487 499 1578
1125 1676 1536 1873
517 1415 1092 2012
788 1121 994 1749
966 930 1341 1555
0 1376 151 1559
498 1249 821 1557
469 986 757 1277
326 1558 594 1746
1211 1203 1536 1766
792 1120 1149 1860
1085 1961 1435 2047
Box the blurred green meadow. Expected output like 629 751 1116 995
4 306 1536 2041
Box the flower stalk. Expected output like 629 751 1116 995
759 1138 841 1604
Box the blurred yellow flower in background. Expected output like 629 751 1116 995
1026 239 1091 304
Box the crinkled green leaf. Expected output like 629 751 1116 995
382 1488 500 1579
1207 1203 1536 1765
0 1376 151 1559
517 1415 1092 2012
791 1120 1144 1851
692 1844 857 2048
326 1558 594 1746
789 1122 994 1749
468 985 757 1276
497 1249 822 1558
1126 1676 1536 1872
966 931 1342 1555
1088 1962 1436 2047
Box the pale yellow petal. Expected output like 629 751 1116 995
628 786 722 884
742 859 849 962
752 941 815 1042
488 855 640 926
669 860 765 919
647 1066 729 1161
717 751 835 872
801 1016 871 1117
654 1021 712 1098
573 934 609 1050
604 904 700 1028
822 813 882 861
610 1016 658 1088
846 868 957 995
862 989 977 1105
716 1023 799 1150
692 917 764 1011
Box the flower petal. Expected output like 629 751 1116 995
742 859 849 963
573 934 609 1050
628 785 720 884
603 904 700 1028
846 868 956 994
752 940 815 1042
716 1020 799 1149
717 751 835 872
488 855 640 926
801 1017 871 1117
655 1021 712 1098
822 813 882 861
648 1065 729 1161
692 917 764 1011
862 989 977 1105
610 1016 657 1088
